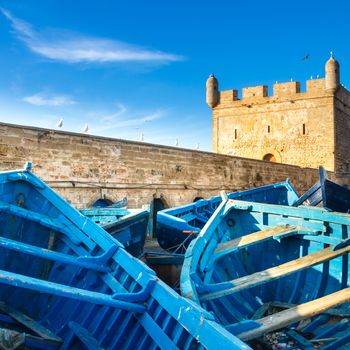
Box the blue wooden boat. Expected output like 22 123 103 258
181 193 350 349
157 181 299 252
0 163 250 349
294 166 350 213
80 207 149 257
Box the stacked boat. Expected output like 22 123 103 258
2 162 350 349
181 192 350 349
0 163 249 349
156 180 299 253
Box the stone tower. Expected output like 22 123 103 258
325 54 340 92
208 55 350 181
206 74 219 108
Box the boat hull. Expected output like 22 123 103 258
81 207 149 257
157 181 298 252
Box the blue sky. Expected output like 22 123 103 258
0 0 349 151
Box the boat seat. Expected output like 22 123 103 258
0 269 146 313
0 236 116 273
234 287 350 341
212 224 300 262
200 239 350 301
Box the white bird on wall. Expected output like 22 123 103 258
83 124 89 134
56 118 63 128
140 133 144 142
174 139 179 147
195 143 199 150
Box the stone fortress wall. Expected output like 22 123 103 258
0 122 319 209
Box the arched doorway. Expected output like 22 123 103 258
263 153 276 162
91 198 113 208
149 197 168 238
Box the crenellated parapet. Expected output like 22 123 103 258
208 79 331 107
207 54 341 108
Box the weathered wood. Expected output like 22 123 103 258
251 303 271 320
202 243 350 301
237 287 350 341
214 225 298 259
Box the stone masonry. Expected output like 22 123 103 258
0 122 319 209
207 55 350 184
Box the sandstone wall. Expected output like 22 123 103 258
0 123 319 209
212 79 335 171
334 87 350 186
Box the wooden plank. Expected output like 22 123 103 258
251 303 271 320
202 243 350 301
0 269 146 313
214 225 298 258
293 180 321 206
237 287 350 341
0 237 111 273
270 301 350 318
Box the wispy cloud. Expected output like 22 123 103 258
1 8 184 64
91 104 165 133
22 93 76 106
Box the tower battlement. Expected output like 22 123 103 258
207 55 341 109
217 78 328 105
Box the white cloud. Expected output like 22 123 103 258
1 8 184 64
91 105 165 133
22 93 76 106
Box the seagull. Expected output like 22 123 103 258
140 133 144 142
82 124 89 134
195 143 199 150
174 139 179 147
302 54 310 61
56 118 63 128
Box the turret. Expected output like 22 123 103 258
206 74 219 108
325 53 340 93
